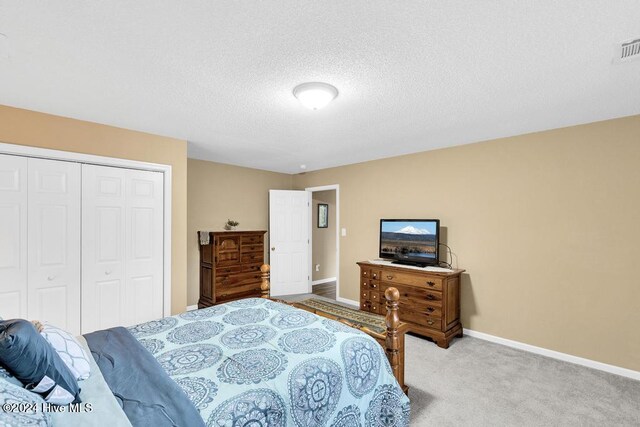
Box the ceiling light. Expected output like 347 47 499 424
293 82 338 110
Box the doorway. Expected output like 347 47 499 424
307 185 339 301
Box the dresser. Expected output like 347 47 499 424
357 261 465 348
198 231 266 308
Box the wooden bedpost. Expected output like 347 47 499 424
260 264 271 298
384 287 401 383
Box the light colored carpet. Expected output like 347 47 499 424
406 334 640 426
279 294 640 426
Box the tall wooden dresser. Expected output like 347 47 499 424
358 261 465 348
198 230 266 308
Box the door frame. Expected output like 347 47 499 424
305 184 341 302
0 142 173 317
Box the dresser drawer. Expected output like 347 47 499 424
215 282 262 299
216 272 262 287
361 289 370 301
370 291 381 304
216 265 242 275
370 269 382 280
382 283 442 307
241 253 263 264
241 243 263 253
242 263 263 273
241 234 264 244
381 271 443 291
400 309 442 330
370 302 381 314
399 301 442 318
361 278 370 289
368 280 380 291
361 268 371 278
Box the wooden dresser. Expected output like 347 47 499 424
198 230 266 308
357 261 465 348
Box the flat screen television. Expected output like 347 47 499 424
379 219 440 267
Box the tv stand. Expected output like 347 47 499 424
358 260 465 348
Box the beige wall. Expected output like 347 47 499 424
312 190 337 281
293 115 640 372
187 158 292 305
0 105 188 314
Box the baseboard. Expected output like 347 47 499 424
312 277 337 286
463 328 640 381
186 304 198 312
335 296 359 307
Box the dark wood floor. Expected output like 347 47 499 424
312 281 336 299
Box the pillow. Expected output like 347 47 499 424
39 322 91 381
0 377 51 426
0 319 80 405
0 364 22 387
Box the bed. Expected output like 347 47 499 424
0 270 410 427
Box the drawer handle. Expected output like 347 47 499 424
372 273 377 278
386 275 394 280
371 283 377 289
363 271 368 276
427 281 435 287
427 320 435 326
426 294 435 300
426 307 435 313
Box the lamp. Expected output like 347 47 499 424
293 82 338 110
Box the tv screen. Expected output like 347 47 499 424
379 219 440 266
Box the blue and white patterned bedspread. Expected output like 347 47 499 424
127 298 410 426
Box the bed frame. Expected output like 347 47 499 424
259 264 408 393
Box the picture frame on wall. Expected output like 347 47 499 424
318 203 328 228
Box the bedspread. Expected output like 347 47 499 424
127 298 410 427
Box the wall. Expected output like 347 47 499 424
312 190 337 282
0 105 188 314
187 158 292 306
293 115 640 372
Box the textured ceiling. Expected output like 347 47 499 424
0 1 639 173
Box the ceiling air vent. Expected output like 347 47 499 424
615 38 640 63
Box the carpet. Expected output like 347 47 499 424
406 334 640 426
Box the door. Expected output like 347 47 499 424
81 164 163 333
0 154 28 319
27 158 81 334
268 190 310 296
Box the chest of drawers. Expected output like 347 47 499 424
198 231 266 307
358 261 464 348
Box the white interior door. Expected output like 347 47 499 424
0 154 28 319
27 158 81 334
82 164 163 333
268 190 310 296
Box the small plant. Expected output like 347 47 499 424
224 219 239 230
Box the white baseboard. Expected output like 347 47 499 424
312 277 337 286
186 304 198 312
335 296 359 307
463 328 640 381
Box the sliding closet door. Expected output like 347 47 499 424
81 164 163 333
27 158 81 334
0 154 28 319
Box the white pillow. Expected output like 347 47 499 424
40 323 91 381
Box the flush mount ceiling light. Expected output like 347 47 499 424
293 82 338 110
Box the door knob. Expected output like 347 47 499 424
47 276 55 281
105 270 112 275
271 247 275 251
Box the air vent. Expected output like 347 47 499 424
615 38 640 63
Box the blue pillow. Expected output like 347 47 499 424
0 319 80 404
0 377 51 426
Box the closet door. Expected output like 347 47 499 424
27 158 81 334
0 154 28 319
81 165 163 333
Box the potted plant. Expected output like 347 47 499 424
224 219 239 231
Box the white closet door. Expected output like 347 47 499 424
27 158 81 334
0 154 28 319
82 164 163 333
